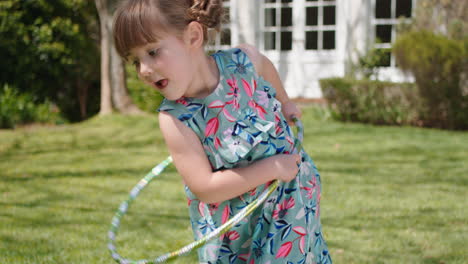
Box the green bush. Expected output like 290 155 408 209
320 78 420 126
126 64 164 113
393 30 468 130
0 0 100 122
0 84 64 128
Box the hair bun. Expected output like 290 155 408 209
187 0 223 30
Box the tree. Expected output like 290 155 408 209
0 0 101 121
94 0 142 115
399 0 467 40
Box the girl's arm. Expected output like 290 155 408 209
159 111 300 204
238 44 302 124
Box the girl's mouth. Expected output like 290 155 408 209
155 79 168 89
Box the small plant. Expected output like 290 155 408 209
352 48 392 80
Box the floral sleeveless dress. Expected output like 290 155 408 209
158 48 331 264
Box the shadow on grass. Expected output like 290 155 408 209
1 166 179 182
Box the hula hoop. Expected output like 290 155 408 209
108 117 304 264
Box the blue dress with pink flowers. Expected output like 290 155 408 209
158 48 331 264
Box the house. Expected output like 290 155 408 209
208 0 416 98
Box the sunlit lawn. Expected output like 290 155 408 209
0 107 467 264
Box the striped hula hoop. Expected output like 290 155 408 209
108 117 304 264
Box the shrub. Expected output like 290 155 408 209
126 64 164 113
0 84 64 128
393 30 468 130
320 78 420 126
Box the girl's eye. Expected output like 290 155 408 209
148 49 159 57
132 60 140 67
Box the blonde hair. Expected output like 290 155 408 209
113 0 223 58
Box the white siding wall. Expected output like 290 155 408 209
344 0 372 68
233 0 257 45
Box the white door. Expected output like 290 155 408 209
260 0 342 98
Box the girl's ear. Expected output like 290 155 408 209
184 21 204 49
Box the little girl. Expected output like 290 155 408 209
113 0 331 263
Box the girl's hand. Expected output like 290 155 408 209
282 100 302 125
272 154 301 182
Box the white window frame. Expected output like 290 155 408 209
260 0 295 52
371 0 416 67
303 0 337 51
259 0 339 63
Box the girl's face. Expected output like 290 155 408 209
129 35 194 101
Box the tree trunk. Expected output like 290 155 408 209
95 0 142 115
109 25 143 114
95 0 113 115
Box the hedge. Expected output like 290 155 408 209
320 78 421 126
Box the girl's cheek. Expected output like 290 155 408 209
154 59 165 69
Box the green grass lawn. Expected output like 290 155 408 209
1 107 467 264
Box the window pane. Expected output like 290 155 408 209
306 0 318 1
375 0 391 18
323 6 336 25
265 8 276 27
376 24 392 43
281 7 293 27
281 0 293 2
221 28 231 45
306 7 318 26
280 31 292 50
375 48 391 67
396 0 412 18
305 31 318 50
223 7 230 22
264 32 276 50
265 0 276 3
323 30 335 49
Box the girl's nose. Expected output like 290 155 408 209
139 62 153 77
